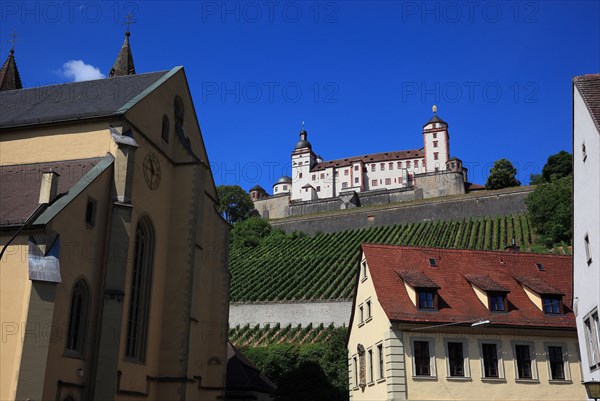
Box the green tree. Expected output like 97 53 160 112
231 216 273 248
542 150 572 182
525 175 573 247
216 185 257 224
529 173 545 185
486 159 521 190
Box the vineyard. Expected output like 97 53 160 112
230 214 537 302
229 323 346 347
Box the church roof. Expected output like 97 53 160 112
0 156 110 227
574 73 600 133
109 31 136 78
274 176 292 185
0 49 23 91
311 149 424 171
0 69 173 129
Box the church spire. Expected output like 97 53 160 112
109 15 136 78
0 31 23 91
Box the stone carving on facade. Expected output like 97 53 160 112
357 343 366 389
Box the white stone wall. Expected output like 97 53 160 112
363 159 424 191
291 150 315 200
573 85 600 388
423 123 449 172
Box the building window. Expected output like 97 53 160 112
399 176 403 183
582 142 587 161
274 187 278 193
515 345 533 379
547 346 565 380
354 177 359 184
434 152 439 160
584 311 600 369
418 290 437 310
542 296 562 314
354 165 359 171
389 162 393 170
585 233 592 264
299 172 303 178
368 349 374 383
489 293 507 312
335 171 339 176
354 356 359 387
344 169 349 176
66 279 89 355
371 164 376 172
433 133 437 139
342 182 348 189
372 180 378 187
320 173 325 179
126 217 155 362
377 343 384 379
482 343 499 378
385 178 391 185
435 167 439 172
397 161 402 169
359 304 364 324
366 299 372 319
414 160 419 168
447 342 465 377
414 340 432 376
316 186 321 192
283 185 287 191
85 198 97 227
312 174 316 181
380 163 385 171
407 161 411 168
433 140 438 148
361 261 367 279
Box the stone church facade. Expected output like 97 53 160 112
250 107 470 219
0 30 231 401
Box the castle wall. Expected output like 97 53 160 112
272 186 533 235
414 170 465 198
254 194 290 219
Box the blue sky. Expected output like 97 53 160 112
2 1 599 189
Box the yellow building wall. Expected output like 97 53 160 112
347 254 394 401
522 286 543 311
0 238 32 401
403 328 585 401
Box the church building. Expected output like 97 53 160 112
0 29 231 401
251 107 469 219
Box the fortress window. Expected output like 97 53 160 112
371 164 376 172
372 180 378 187
407 161 411 168
399 176 403 183
415 160 419 168
354 165 359 171
320 173 325 179
342 182 348 189
355 177 359 184
345 169 349 176
389 162 393 170
380 163 385 171
433 133 438 139
316 186 321 192
283 185 287 191
312 174 316 180
433 141 438 148
434 152 439 160
299 173 303 178
385 178 391 185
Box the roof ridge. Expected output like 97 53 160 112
361 243 572 258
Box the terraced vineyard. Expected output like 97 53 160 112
230 214 536 302
229 323 346 347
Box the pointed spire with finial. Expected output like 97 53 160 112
109 14 137 78
0 30 23 91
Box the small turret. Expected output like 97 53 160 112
109 18 136 78
0 32 23 91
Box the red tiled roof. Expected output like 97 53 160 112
397 270 440 289
464 274 509 292
312 149 424 171
361 244 574 329
515 276 564 296
0 158 103 226
574 74 600 133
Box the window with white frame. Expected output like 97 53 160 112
359 304 364 324
412 338 435 377
545 344 570 381
480 341 504 379
585 233 593 265
377 343 384 380
353 356 359 387
371 164 376 172
584 310 600 370
361 260 367 280
366 299 372 320
582 142 587 161
385 178 391 185
513 343 538 380
446 340 469 378
368 348 374 383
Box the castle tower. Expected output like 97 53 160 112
0 36 23 91
422 105 450 173
109 28 136 77
291 127 316 200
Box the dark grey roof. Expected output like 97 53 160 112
423 114 447 127
274 176 292 185
249 184 265 192
574 74 600 133
0 49 22 91
294 139 312 149
0 70 169 129
109 31 136 78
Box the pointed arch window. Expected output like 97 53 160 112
126 217 155 362
66 279 89 356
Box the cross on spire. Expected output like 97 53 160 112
8 30 17 53
122 13 137 34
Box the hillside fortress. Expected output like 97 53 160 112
250 106 476 219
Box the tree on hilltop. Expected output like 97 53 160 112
217 185 257 224
486 159 521 190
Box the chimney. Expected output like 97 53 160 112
39 170 60 204
505 238 520 253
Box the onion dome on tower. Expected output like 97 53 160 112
294 128 312 150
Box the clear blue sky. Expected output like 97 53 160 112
2 1 599 189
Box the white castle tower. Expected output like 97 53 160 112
422 104 450 172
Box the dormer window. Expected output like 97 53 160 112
429 258 437 267
489 293 507 312
542 296 563 314
418 290 437 310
